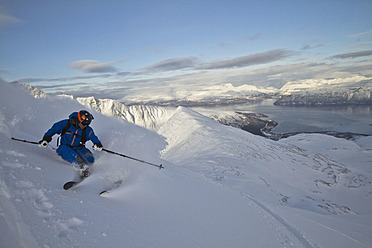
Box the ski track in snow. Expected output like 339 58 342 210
301 216 370 248
241 193 316 248
170 163 317 248
173 160 318 248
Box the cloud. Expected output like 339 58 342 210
0 13 22 27
248 33 262 41
69 60 118 73
301 43 326 50
218 33 262 47
330 50 372 59
15 73 114 84
348 42 372 49
197 49 295 70
147 57 198 71
347 30 372 39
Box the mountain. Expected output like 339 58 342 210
275 78 372 106
10 82 47 98
120 78 372 106
1 82 372 247
75 96 176 130
275 87 372 106
205 110 278 135
17 75 372 111
122 82 277 106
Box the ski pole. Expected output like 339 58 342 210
11 137 56 150
102 148 164 169
11 137 39 145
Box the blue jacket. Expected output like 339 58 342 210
44 112 101 147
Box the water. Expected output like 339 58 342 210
191 100 372 135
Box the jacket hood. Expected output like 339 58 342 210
69 112 78 121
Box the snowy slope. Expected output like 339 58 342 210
1 82 372 248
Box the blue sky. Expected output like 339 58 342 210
1 0 372 101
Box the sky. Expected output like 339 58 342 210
1 0 372 102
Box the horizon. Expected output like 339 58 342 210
1 0 372 101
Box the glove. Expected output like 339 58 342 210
38 136 51 148
38 140 48 148
93 143 103 151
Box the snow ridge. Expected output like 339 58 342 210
76 96 176 130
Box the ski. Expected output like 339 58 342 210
63 163 91 190
99 180 123 196
99 190 108 195
63 180 80 190
63 176 88 190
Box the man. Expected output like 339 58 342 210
38 110 103 177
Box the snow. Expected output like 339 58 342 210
1 82 372 247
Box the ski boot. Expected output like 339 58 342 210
76 155 90 179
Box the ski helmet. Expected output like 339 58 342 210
77 110 93 126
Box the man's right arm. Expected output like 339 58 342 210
38 119 68 147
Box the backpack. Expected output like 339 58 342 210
58 120 87 147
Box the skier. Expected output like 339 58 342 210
38 110 103 177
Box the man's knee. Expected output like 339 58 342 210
57 145 78 164
86 156 94 164
77 148 95 164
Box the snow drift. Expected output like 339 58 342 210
1 82 372 248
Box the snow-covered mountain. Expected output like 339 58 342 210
75 96 176 130
205 110 278 135
10 82 47 98
275 87 372 106
122 82 277 106
275 77 372 106
1 81 372 247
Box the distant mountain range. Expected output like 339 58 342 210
275 79 372 106
16 81 371 139
11 75 372 107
